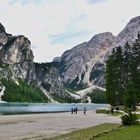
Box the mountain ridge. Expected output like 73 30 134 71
53 16 140 89
1 15 140 102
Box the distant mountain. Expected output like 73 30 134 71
53 16 140 89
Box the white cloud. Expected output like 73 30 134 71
0 0 140 62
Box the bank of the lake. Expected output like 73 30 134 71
0 110 121 140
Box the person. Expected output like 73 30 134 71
73 108 76 114
71 108 73 114
75 107 78 114
116 107 119 112
111 107 114 114
83 107 87 115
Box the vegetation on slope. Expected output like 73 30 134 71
1 79 49 102
52 93 80 103
87 89 107 103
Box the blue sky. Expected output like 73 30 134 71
0 0 140 62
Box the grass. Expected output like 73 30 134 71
44 123 120 140
95 124 140 140
44 123 140 140
96 109 123 116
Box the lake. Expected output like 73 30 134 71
0 102 107 114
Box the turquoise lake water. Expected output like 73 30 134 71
0 102 107 114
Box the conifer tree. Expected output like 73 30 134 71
105 49 117 106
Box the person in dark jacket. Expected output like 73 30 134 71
71 108 74 114
75 107 78 114
83 107 87 115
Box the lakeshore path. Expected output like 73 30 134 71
0 110 121 140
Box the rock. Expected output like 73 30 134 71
0 23 6 33
0 22 69 102
0 23 8 46
34 63 67 98
0 35 35 82
54 32 115 89
54 16 140 89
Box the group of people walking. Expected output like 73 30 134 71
71 107 78 114
71 107 87 115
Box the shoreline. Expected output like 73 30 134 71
0 110 121 140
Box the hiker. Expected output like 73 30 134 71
75 107 78 114
111 107 114 114
83 107 87 115
73 108 76 114
116 107 119 111
71 108 74 114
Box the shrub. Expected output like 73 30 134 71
96 109 109 114
121 113 138 126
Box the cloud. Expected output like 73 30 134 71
87 0 108 4
9 0 46 5
0 0 140 62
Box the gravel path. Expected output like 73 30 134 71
0 110 121 140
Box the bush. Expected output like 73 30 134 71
96 109 109 114
121 113 138 126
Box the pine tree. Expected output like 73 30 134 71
114 46 124 104
105 49 117 106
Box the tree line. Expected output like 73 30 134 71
105 33 140 111
1 79 49 102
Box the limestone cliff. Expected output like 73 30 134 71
53 32 115 89
0 23 69 102
54 16 140 89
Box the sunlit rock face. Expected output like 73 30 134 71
54 32 115 88
54 16 140 89
0 23 35 81
105 16 140 59
0 22 68 99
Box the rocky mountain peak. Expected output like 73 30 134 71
0 23 8 46
54 16 140 89
54 32 115 88
1 35 33 64
89 32 115 45
129 16 140 24
113 16 140 47
0 23 6 33
0 22 70 102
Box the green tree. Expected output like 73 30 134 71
105 49 117 106
105 33 140 125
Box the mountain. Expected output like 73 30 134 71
1 15 140 102
0 23 71 103
53 16 140 90
53 32 115 89
113 16 140 47
105 16 140 58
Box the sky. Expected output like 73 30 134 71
0 0 140 62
